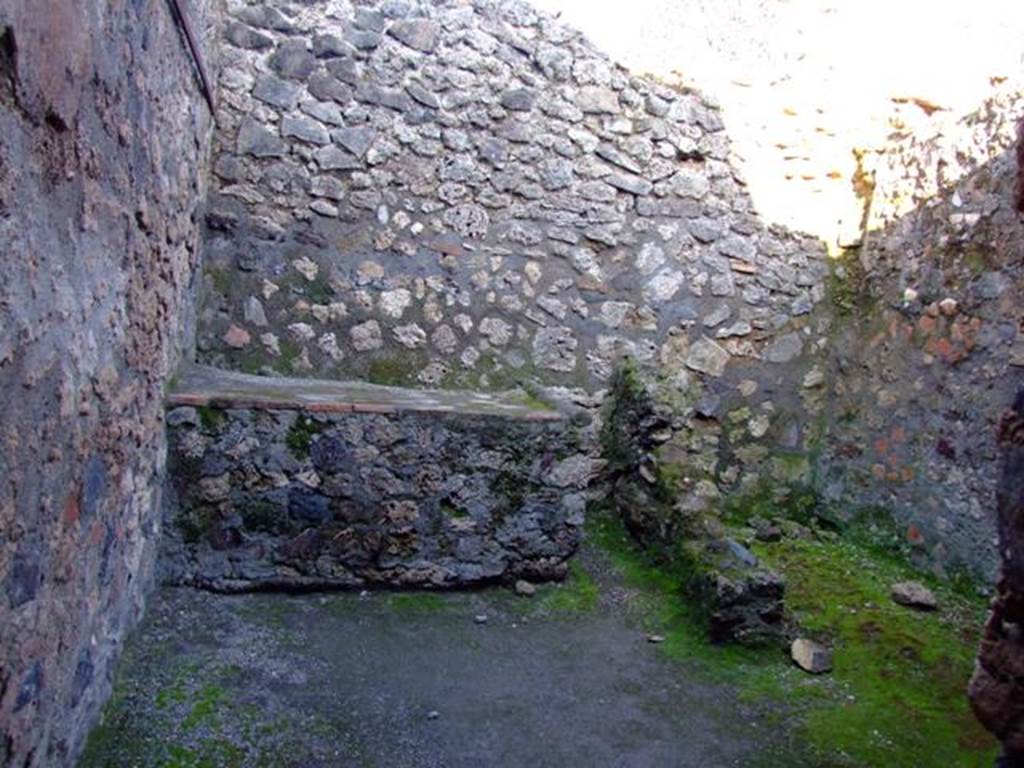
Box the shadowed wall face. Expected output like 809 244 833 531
1017 118 1024 214
816 91 1024 580
969 389 1024 759
0 1 215 764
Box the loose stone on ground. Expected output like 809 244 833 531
791 638 833 674
890 581 939 611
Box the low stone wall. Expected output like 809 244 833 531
161 366 589 590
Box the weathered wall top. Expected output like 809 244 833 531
169 362 564 420
862 86 1024 235
196 0 828 392
161 366 588 592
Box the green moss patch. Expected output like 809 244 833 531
600 360 649 473
302 276 334 305
490 469 527 518
175 506 216 545
721 479 821 529
440 500 469 519
827 247 873 318
240 501 290 535
206 267 233 297
197 405 225 432
366 356 415 386
588 513 777 674
285 414 322 459
585 510 997 767
384 592 450 614
536 561 599 615
274 340 303 375
755 536 996 767
515 390 554 412
80 658 277 768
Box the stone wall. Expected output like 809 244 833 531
587 86 1024 584
969 387 1024 760
0 0 1017 762
161 366 588 590
183 0 1021 581
600 364 786 647
0 1 216 764
195 0 829 394
1017 116 1024 214
819 89 1024 578
862 89 1023 233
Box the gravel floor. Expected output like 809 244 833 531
80 544 804 768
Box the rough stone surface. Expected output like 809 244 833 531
969 389 1024 760
686 337 731 377
700 540 786 646
387 19 441 53
819 89 1024 578
0 1 216 764
791 638 833 674
514 579 538 597
890 581 938 611
162 368 586 590
1018 116 1024 214
601 366 786 646
197 0 829 395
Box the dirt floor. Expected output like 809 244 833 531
80 544 804 768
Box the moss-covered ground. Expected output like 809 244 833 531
81 573 775 767
79 658 282 768
584 512 998 767
80 505 995 767
535 560 600 615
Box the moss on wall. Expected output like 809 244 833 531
285 414 323 459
